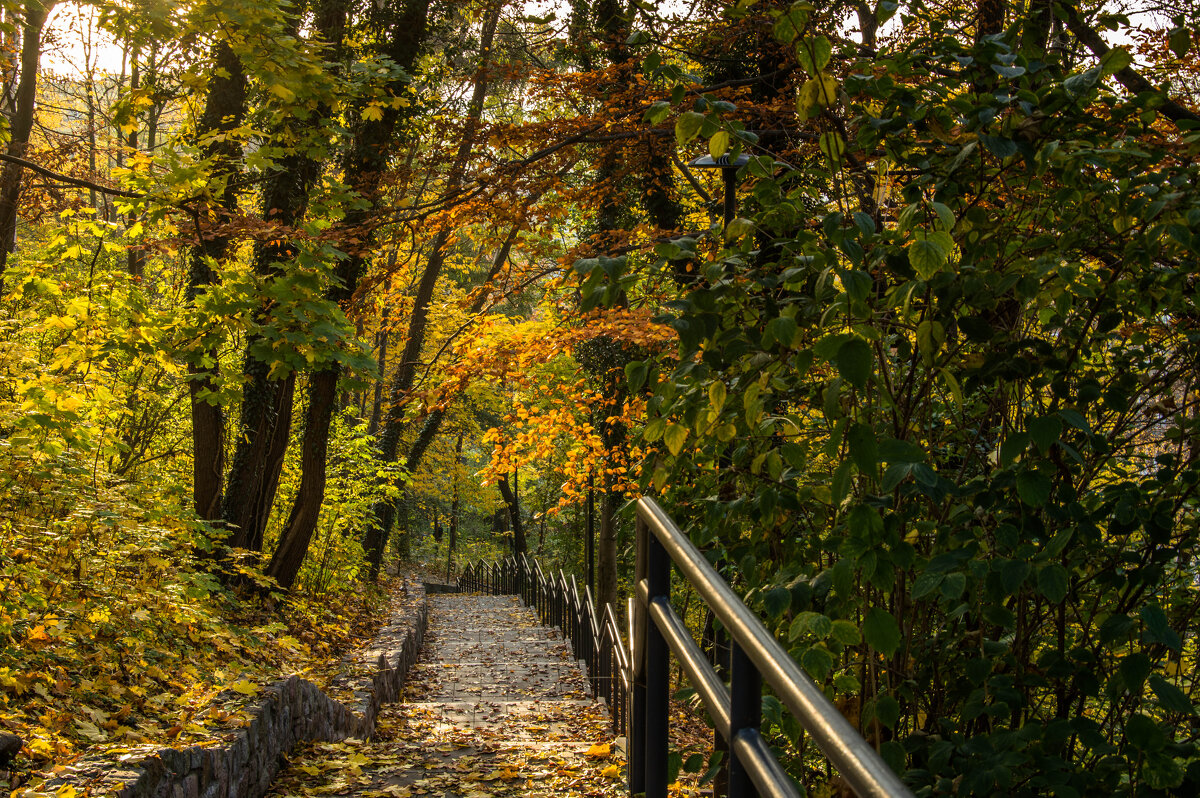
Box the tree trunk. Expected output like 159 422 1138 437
497 474 527 555
266 368 338 587
365 0 501 574
270 0 432 584
0 0 56 281
187 39 248 522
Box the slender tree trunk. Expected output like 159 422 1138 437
125 50 145 278
0 0 56 282
366 0 502 575
445 432 462 580
497 473 527 555
187 40 248 522
268 0 431 587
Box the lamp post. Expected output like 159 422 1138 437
687 153 750 226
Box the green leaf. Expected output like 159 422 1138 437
1126 713 1167 752
818 131 845 165
830 619 861 646
1037 564 1069 603
1141 604 1183 651
725 217 755 241
796 35 832 75
835 338 872 389
847 423 877 477
1142 752 1185 790
789 611 833 640
644 101 672 124
863 607 901 658
1149 675 1195 715
708 130 730 159
762 587 791 619
911 569 944 600
1027 415 1062 452
990 64 1026 78
772 7 808 43
1016 470 1051 507
663 423 689 456
873 694 900 729
1118 652 1151 692
708 381 727 412
1169 27 1190 59
1100 46 1133 75
907 238 947 280
832 459 854 504
624 360 648 393
980 134 1018 159
675 111 705 145
999 431 1030 467
800 645 835 681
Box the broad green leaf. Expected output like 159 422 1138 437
1027 415 1062 452
1126 713 1167 752
1016 470 1051 507
1141 604 1183 651
818 131 845 165
907 238 947 280
1169 27 1190 59
1100 46 1133 75
708 130 730 159
644 101 671 124
789 611 832 640
773 7 809 43
708 381 727 412
830 619 861 646
835 337 872 389
847 423 877 476
1037 564 1069 603
1149 675 1195 715
762 587 791 619
675 111 705 145
663 423 689 456
800 645 835 681
863 607 901 658
796 35 832 75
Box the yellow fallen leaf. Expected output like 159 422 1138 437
299 765 321 776
601 764 621 779
585 742 611 758
229 680 258 695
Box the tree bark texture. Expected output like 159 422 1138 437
187 40 248 522
365 0 500 575
270 0 432 586
0 0 55 279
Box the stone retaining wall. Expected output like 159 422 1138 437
41 580 428 798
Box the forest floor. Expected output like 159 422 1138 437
2 572 418 793
267 593 628 797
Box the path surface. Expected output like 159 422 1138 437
268 594 624 797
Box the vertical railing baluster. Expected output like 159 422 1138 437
728 640 762 798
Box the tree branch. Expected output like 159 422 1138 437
0 152 145 198
1061 4 1200 126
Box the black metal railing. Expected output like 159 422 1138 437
456 554 631 735
457 496 912 798
632 497 912 798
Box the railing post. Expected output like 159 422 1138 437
728 640 762 798
645 520 670 798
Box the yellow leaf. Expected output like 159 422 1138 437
585 742 611 758
229 680 259 695
362 105 384 121
600 764 621 779
269 83 296 103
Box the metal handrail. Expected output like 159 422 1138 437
633 497 913 798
